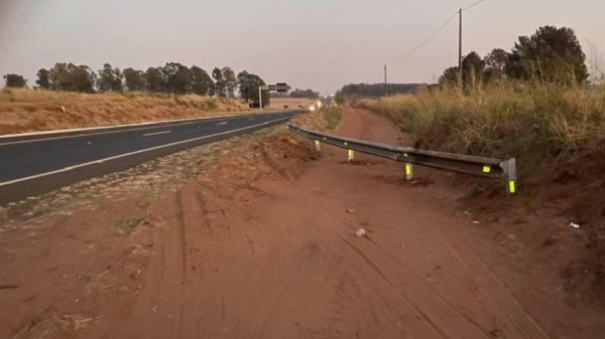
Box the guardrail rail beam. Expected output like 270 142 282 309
288 124 517 194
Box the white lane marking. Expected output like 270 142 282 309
0 117 290 187
142 130 171 137
216 122 228 126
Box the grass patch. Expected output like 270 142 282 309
115 217 151 235
11 313 98 339
321 107 342 131
115 201 152 235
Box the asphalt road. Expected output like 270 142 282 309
0 110 300 184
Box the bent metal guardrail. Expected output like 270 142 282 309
288 124 517 194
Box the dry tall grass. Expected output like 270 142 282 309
0 89 250 135
359 81 605 170
291 106 342 132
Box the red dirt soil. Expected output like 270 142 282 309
1 109 604 339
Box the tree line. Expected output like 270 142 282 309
3 63 269 103
339 83 423 98
439 25 589 86
288 88 320 99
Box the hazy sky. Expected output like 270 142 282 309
1 0 604 93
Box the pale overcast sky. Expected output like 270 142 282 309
1 0 604 93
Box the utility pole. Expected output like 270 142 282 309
458 8 463 83
384 64 388 97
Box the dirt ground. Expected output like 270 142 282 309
1 109 605 339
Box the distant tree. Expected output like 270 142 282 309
237 71 269 106
237 71 252 102
162 63 192 94
97 63 123 92
97 64 113 92
123 68 146 92
72 65 97 93
36 69 51 89
49 63 96 92
190 66 214 96
213 67 226 97
3 74 28 88
334 91 345 105
505 26 588 84
222 67 237 98
438 67 460 85
484 48 509 81
253 74 270 107
48 63 68 91
461 51 486 86
340 83 422 97
111 67 124 92
144 67 165 93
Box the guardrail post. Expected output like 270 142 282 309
314 140 321 152
402 153 413 180
506 158 517 195
348 149 355 162
405 163 414 180
343 141 354 162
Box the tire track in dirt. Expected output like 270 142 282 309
176 191 188 277
296 196 487 338
121 192 186 339
348 176 549 338
268 193 457 338
399 216 551 338
122 182 217 339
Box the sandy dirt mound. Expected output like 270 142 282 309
2 109 604 339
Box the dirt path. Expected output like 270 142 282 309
113 109 550 338
4 109 603 339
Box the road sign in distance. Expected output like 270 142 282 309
276 83 290 93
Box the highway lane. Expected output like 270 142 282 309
0 110 300 184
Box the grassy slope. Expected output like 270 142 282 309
0 89 251 135
359 82 605 173
290 106 342 132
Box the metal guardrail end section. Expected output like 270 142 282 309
288 124 518 194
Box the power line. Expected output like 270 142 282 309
364 0 490 84
463 0 488 11
388 11 458 67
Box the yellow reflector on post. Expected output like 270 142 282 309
509 181 516 194
405 164 413 180
347 149 354 162
483 165 491 173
